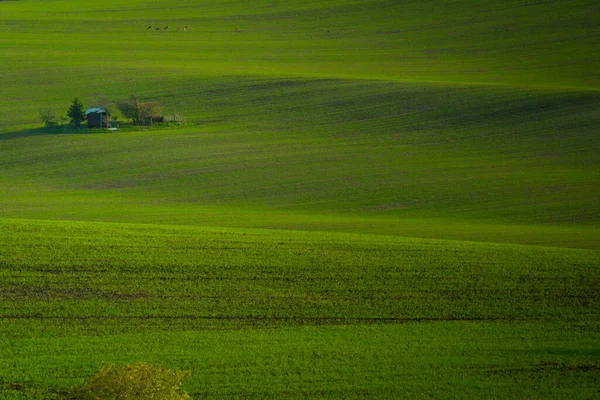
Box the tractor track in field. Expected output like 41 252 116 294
0 314 535 324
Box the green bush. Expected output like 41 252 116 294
39 108 58 128
73 362 190 400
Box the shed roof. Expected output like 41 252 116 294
85 107 109 115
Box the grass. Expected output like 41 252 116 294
1 0 599 127
0 219 598 398
1 219 597 322
0 0 598 398
2 322 598 399
1 80 598 247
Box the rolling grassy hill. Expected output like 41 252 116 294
0 219 598 398
1 0 598 127
1 78 598 247
0 0 598 398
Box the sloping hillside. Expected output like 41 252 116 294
0 1 598 247
0 0 598 127
1 78 598 247
0 1 599 398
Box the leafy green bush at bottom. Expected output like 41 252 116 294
73 362 190 400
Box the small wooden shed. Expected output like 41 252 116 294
85 107 111 128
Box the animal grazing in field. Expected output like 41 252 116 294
154 27 161 31
164 26 169 30
146 25 152 30
183 26 188 31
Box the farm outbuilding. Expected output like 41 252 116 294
85 107 111 128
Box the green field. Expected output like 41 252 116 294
0 0 598 398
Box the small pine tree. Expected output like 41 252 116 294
67 98 86 127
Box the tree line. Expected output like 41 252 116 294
39 97 164 128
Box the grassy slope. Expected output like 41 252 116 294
1 0 599 127
1 80 598 247
0 0 599 398
2 219 597 322
0 219 598 398
0 1 598 247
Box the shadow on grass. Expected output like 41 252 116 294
0 122 195 140
0 377 73 400
0 125 116 141
0 125 105 140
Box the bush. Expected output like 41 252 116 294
117 97 162 125
73 362 190 400
39 108 58 128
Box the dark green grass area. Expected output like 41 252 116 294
0 219 598 398
1 80 598 247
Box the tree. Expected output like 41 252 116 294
117 97 161 125
67 98 86 127
92 95 114 111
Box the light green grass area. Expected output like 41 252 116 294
0 219 598 398
1 0 598 127
2 322 598 399
0 0 599 398
1 219 597 322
